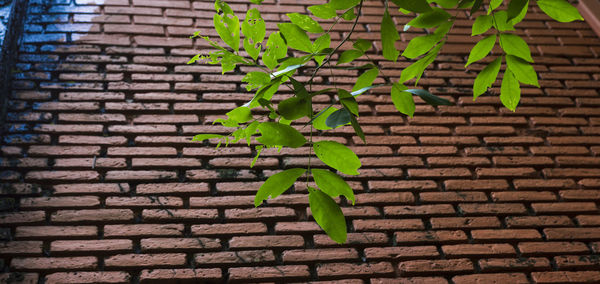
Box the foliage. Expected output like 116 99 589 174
190 0 583 243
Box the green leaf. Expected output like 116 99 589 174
402 34 439 59
509 0 528 25
242 71 270 91
226 106 253 123
313 34 331 65
337 49 364 65
493 11 515 31
338 89 359 116
308 187 347 244
287 13 323 33
537 0 583 22
500 69 520 111
192 134 224 141
405 89 453 106
489 0 503 14
251 145 263 168
289 77 310 99
250 0 263 4
278 97 311 120
263 32 287 70
313 107 338 130
472 15 492 35
473 56 502 99
353 39 372 52
256 122 306 148
213 1 240 52
255 168 306 207
506 54 539 87
432 0 460 9
499 33 533 62
381 9 400 62
458 0 475 9
312 169 355 205
407 8 451 29
400 41 444 84
507 0 528 20
470 0 483 14
390 0 433 13
349 115 366 143
330 0 360 10
242 8 266 60
391 82 415 117
325 108 352 129
313 140 361 175
466 34 496 67
308 4 337 19
341 9 357 20
278 23 313 53
352 67 379 92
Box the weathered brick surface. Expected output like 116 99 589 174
1 0 600 281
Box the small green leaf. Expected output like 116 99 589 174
242 8 266 61
466 34 496 67
349 115 366 143
341 9 357 20
402 34 439 59
352 67 379 92
432 0 460 9
489 0 503 14
473 56 502 99
256 122 306 148
313 140 361 175
500 69 520 111
506 54 539 87
400 42 444 85
470 0 484 14
493 11 515 31
405 89 453 106
472 15 492 36
278 23 313 53
287 13 323 33
242 71 270 91
391 82 415 117
308 4 337 19
337 49 364 65
192 134 224 141
313 107 338 130
213 0 240 52
390 0 433 13
381 9 400 62
537 0 583 22
330 0 360 10
278 97 311 120
250 0 263 4
507 0 528 20
255 168 306 207
353 39 372 52
499 33 533 62
308 187 347 244
313 34 331 65
312 169 355 205
325 108 352 129
251 145 263 168
406 8 451 28
226 106 253 123
338 89 359 116
509 0 528 25
263 32 287 70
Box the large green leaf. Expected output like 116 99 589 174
488 0 503 14
312 169 355 205
255 168 306 207
507 0 528 20
242 8 266 60
391 82 415 117
402 34 439 59
537 0 583 22
353 39 372 52
287 13 323 33
309 187 347 244
466 34 496 67
472 15 492 36
330 0 360 10
493 11 516 31
499 33 533 62
278 23 313 53
214 0 240 52
390 0 433 13
313 141 361 175
500 69 521 111
226 106 253 123
509 0 529 25
406 8 451 28
381 9 400 62
192 134 224 141
308 4 337 19
256 122 306 148
242 71 270 91
313 34 331 65
352 67 379 92
337 49 364 65
400 42 444 85
313 107 338 130
506 54 539 87
338 89 358 116
263 32 287 70
471 0 484 14
278 97 311 120
405 89 453 106
432 0 460 8
325 108 352 129
473 56 502 99
349 115 365 143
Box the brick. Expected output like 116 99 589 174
430 217 500 229
51 240 132 253
0 241 43 255
139 269 221 283
442 244 516 257
399 258 474 276
394 230 468 245
225 207 296 220
194 250 275 265
479 257 551 272
45 272 131 284
52 183 130 195
104 224 184 237
11 257 97 270
531 202 597 214
505 216 573 228
459 203 527 216
142 209 218 221
471 229 542 242
318 262 394 278
16 226 97 239
353 219 424 231
519 242 590 256
282 248 358 263
370 278 449 284
384 204 455 217
444 179 509 191
554 255 600 269
228 265 310 282
141 238 221 252
531 271 600 284
104 253 186 268
544 228 600 240
364 246 439 260
492 191 557 202
420 192 487 203
452 273 529 284
314 233 389 247
51 209 134 222
0 211 45 224
105 196 183 207
229 235 304 249
21 196 99 209
191 223 267 236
